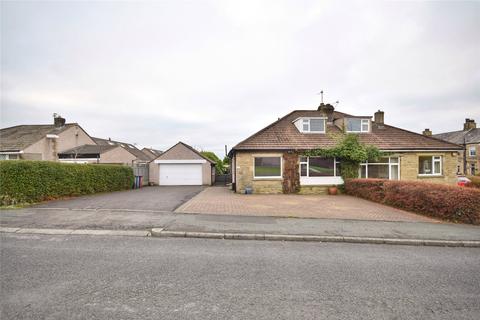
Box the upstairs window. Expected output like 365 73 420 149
419 156 442 175
299 118 325 133
469 146 476 157
346 118 370 133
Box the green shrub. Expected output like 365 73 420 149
0 161 134 206
345 179 480 224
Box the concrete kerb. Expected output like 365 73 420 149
0 227 151 237
149 228 480 247
2 227 479 247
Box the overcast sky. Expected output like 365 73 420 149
1 0 479 156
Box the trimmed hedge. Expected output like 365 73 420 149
0 161 134 206
466 176 480 189
345 179 480 225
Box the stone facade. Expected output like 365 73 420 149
234 151 283 194
234 150 460 194
465 143 479 175
399 152 458 184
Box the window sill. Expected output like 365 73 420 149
417 175 444 179
253 177 283 181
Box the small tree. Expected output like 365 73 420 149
304 134 383 180
201 151 226 174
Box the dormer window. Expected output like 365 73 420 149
346 118 370 133
295 117 326 133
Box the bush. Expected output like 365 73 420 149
345 179 480 224
0 161 134 206
344 178 385 202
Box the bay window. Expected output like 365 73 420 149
418 156 442 175
360 157 399 180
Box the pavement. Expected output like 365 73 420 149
1 186 479 247
2 233 480 319
176 187 437 222
1 208 480 246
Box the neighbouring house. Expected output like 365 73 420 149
141 147 163 160
149 142 215 186
93 137 151 164
431 118 479 176
58 144 137 164
0 115 95 161
229 102 462 194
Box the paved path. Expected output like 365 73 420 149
34 186 204 211
2 208 479 241
176 187 437 222
2 234 479 320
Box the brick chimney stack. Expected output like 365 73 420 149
374 110 384 124
53 113 66 128
318 103 335 122
464 118 476 131
422 128 432 136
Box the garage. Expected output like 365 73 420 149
149 142 216 186
159 163 203 186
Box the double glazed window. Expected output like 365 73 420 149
254 157 282 178
418 156 442 175
360 157 399 180
299 157 340 177
301 118 325 133
346 118 369 133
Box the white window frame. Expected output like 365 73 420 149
418 155 442 176
346 118 370 133
299 156 340 177
359 157 400 180
253 156 282 179
469 146 476 157
299 117 326 133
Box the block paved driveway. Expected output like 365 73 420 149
176 187 438 223
34 186 205 212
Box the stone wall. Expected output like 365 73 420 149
282 152 300 193
234 151 283 194
399 152 458 184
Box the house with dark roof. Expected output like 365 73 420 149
0 115 95 161
431 118 479 176
149 142 215 186
92 137 151 164
141 147 163 160
229 102 462 194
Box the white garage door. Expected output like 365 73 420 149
159 164 202 185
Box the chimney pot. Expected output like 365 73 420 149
374 110 384 124
317 103 335 122
422 128 432 136
53 114 66 128
464 118 477 131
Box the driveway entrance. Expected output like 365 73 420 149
34 186 204 212
175 187 438 223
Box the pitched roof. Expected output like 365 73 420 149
233 110 462 152
93 137 150 161
58 144 117 155
153 142 215 164
0 123 78 151
141 147 163 160
433 128 480 145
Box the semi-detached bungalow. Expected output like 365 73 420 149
229 102 462 194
